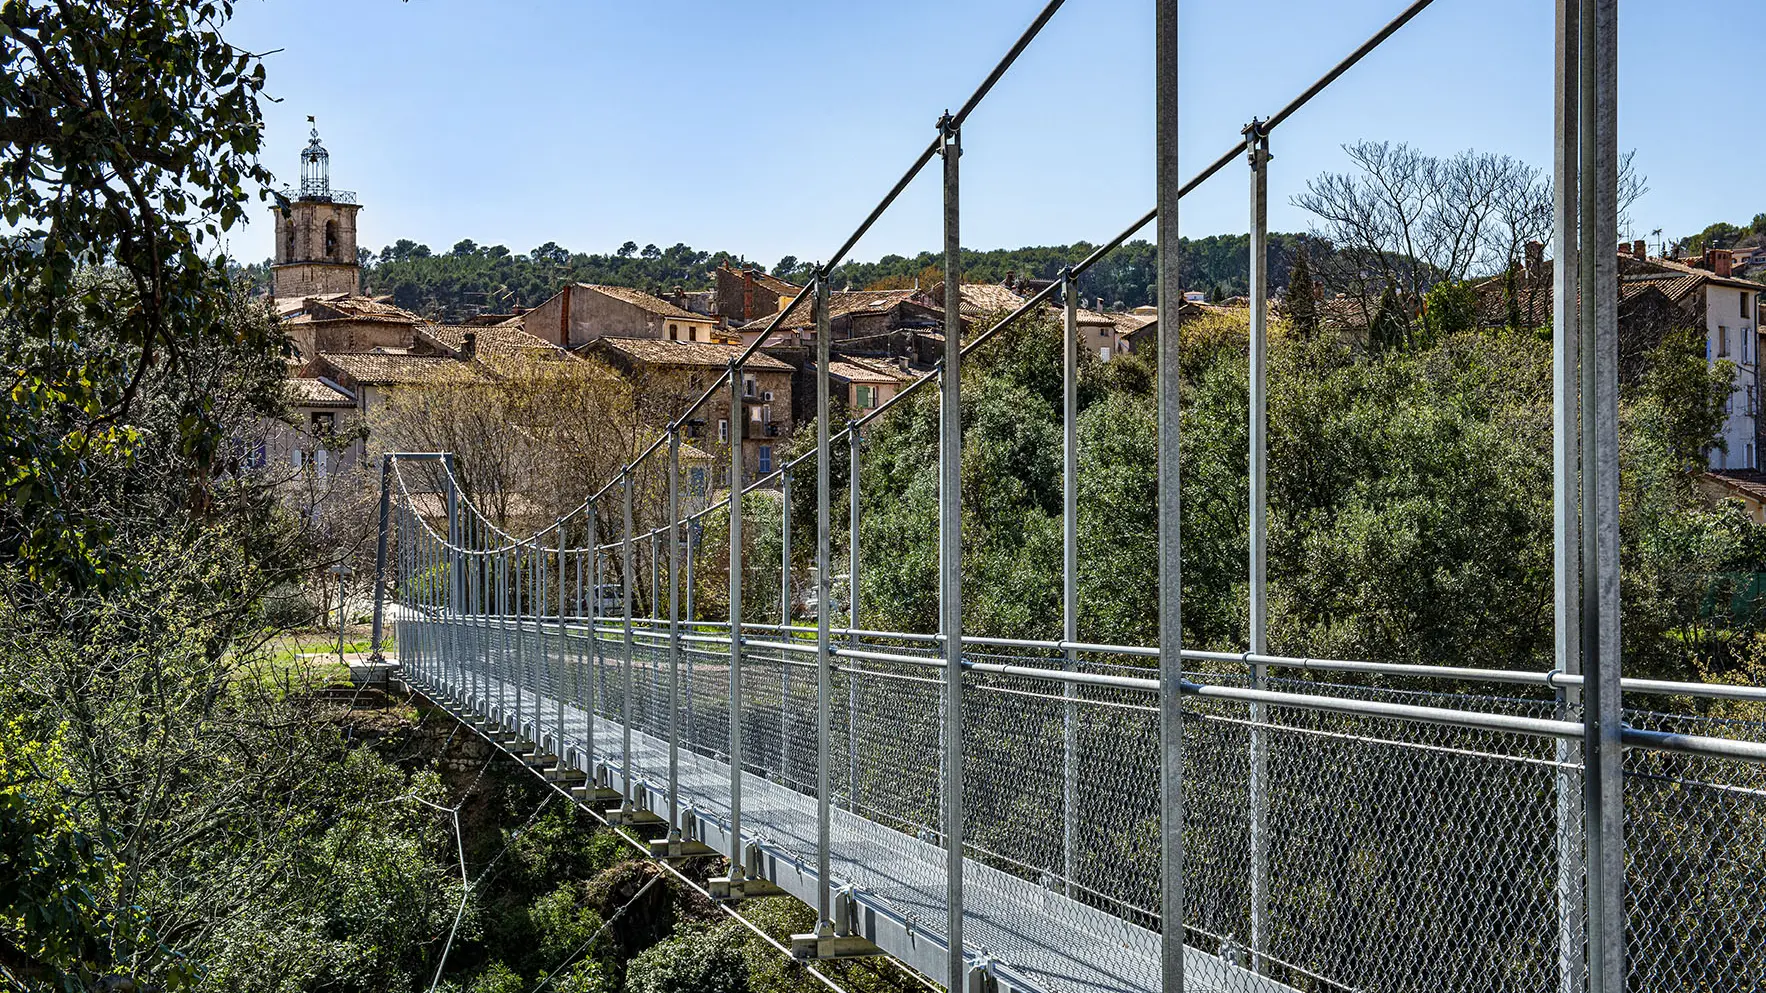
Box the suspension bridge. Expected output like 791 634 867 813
368 1 1766 991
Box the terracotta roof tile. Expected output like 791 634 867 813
417 323 561 356
581 284 714 322
285 377 357 407
589 336 793 372
318 352 485 386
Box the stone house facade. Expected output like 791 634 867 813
521 283 720 348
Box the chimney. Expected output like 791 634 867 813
1003 270 1015 290
1714 249 1734 278
1524 240 1545 274
1633 239 1646 260
1618 242 1631 257
460 330 478 361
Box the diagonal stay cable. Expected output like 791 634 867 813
525 873 664 993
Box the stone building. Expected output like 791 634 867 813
271 120 361 300
714 264 802 327
583 337 794 483
521 283 720 347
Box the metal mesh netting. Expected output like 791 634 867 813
395 608 1766 993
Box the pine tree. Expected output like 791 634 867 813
1285 248 1319 339
1370 285 1405 355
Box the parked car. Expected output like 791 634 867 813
592 584 625 617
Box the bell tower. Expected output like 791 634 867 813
271 117 363 301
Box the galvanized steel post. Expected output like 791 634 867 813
1550 3 1586 990
848 423 861 809
557 524 567 756
444 454 461 703
782 469 793 625
1155 0 1186 987
588 504 600 777
623 471 636 807
668 430 683 835
371 453 392 660
1580 0 1624 987
1245 119 1271 971
937 110 966 993
728 362 747 881
815 274 836 933
1060 267 1079 899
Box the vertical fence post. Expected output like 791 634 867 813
623 471 636 808
815 274 836 935
1060 267 1080 900
444 455 461 703
1581 0 1624 987
1245 119 1271 973
1550 3 1586 990
780 467 794 782
557 524 567 758
728 362 747 883
1155 0 1186 987
848 423 861 810
782 469 793 626
588 504 600 780
371 454 393 661
668 430 683 838
937 109 966 993
687 521 697 757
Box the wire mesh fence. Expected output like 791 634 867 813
393 598 1766 993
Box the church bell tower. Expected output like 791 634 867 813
271 118 362 301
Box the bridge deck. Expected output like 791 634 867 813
397 617 1283 993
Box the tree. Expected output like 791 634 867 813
374 354 643 533
640 243 661 260
1369 285 1405 354
1284 247 1319 339
617 241 638 258
0 0 278 585
452 238 480 256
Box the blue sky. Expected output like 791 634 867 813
225 0 1764 268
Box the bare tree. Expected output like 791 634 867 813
373 354 642 536
1298 140 1648 338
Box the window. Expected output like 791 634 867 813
283 224 295 261
1726 392 1734 414
311 411 335 436
324 219 338 259
855 385 876 409
1719 327 1730 357
689 467 707 495
1747 330 1755 365
1750 386 1759 416
718 419 729 443
669 323 679 339
1750 442 1757 469
1744 291 1753 321
1100 346 1111 361
758 446 773 474
744 377 757 397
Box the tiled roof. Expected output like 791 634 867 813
581 284 714 322
956 283 1028 314
417 323 561 356
827 358 912 385
1111 311 1158 335
285 377 357 407
318 352 485 386
590 336 793 372
282 295 423 326
743 289 928 331
718 264 802 297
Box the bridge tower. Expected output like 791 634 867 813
271 117 362 301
